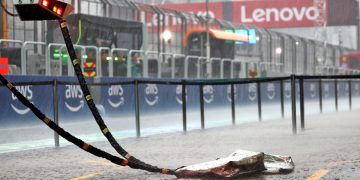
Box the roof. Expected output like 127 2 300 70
184 28 249 46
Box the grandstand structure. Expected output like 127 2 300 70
0 0 358 78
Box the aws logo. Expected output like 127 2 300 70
145 84 159 106
203 85 214 104
248 83 257 101
107 85 125 108
267 83 276 100
284 83 291 99
354 84 360 96
65 85 84 112
11 85 33 115
227 85 237 102
323 84 330 98
345 83 349 96
175 85 187 105
309 83 316 98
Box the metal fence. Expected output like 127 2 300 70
1 74 360 149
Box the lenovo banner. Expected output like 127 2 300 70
160 0 358 29
232 0 326 28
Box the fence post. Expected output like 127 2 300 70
291 75 297 134
319 79 323 113
182 80 187 132
349 80 352 110
334 79 338 112
231 84 236 125
199 84 205 129
53 80 59 148
134 80 141 137
280 80 285 118
299 78 305 131
257 82 262 122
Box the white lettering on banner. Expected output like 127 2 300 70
248 83 257 101
107 85 125 108
344 84 350 96
240 6 319 23
310 83 316 98
355 84 360 95
267 83 276 100
284 83 291 99
323 84 330 98
176 85 187 105
145 84 159 106
65 85 83 99
11 86 33 115
65 85 84 112
203 85 214 104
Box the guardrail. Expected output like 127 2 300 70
1 74 360 148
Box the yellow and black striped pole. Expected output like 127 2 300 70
58 19 174 175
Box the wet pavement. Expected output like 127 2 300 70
1 109 360 179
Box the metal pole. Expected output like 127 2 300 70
53 80 59 148
231 84 236 125
349 80 352 110
257 82 262 121
135 80 140 137
205 0 210 61
280 80 285 118
291 75 297 134
182 80 187 132
335 79 338 112
319 79 323 113
299 78 305 130
199 84 205 129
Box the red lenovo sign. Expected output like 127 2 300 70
159 0 357 29
233 0 325 28
233 0 327 28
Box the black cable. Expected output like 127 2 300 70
58 19 175 175
0 74 166 173
0 0 18 16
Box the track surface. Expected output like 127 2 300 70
1 109 360 179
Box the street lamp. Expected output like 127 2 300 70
162 30 172 53
275 47 283 55
162 30 172 44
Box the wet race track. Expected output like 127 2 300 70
1 109 360 179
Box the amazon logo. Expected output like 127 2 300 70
267 83 276 100
227 85 237 103
11 85 33 115
145 84 159 106
284 83 291 99
107 85 125 108
175 85 187 105
203 85 214 104
354 84 360 96
323 83 330 98
309 83 316 98
248 83 257 101
65 85 84 112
